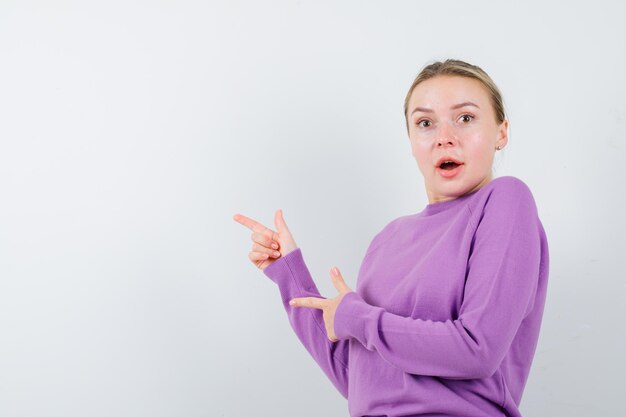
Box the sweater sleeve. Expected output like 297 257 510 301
262 248 349 397
334 181 543 379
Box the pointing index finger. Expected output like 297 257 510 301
289 297 325 309
233 213 275 238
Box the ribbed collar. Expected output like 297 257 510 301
419 186 483 217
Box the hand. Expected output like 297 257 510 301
289 267 353 342
233 209 298 270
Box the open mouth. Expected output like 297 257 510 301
439 161 462 170
436 158 464 178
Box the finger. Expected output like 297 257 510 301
274 209 292 238
289 297 325 309
330 267 352 293
252 242 281 258
233 213 276 240
248 251 270 262
251 232 280 250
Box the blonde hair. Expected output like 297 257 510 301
403 59 506 132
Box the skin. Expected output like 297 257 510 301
234 75 509 342
232 209 295 270
406 75 508 204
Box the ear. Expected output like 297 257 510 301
496 119 509 149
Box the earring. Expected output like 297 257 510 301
496 145 502 150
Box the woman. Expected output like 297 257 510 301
233 59 549 417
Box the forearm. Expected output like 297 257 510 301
334 248 540 381
334 291 504 379
263 248 349 397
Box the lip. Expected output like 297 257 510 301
435 156 465 179
435 156 464 168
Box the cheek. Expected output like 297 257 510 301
466 134 496 166
410 141 432 172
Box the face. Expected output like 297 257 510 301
406 75 508 204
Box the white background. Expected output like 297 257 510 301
1 1 625 416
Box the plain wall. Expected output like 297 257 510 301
1 1 625 416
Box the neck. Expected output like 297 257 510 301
426 174 493 204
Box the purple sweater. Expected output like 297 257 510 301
263 176 549 417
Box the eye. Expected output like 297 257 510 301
416 119 432 128
459 114 474 123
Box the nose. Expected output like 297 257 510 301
436 122 458 148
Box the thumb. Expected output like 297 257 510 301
274 208 292 237
330 267 352 294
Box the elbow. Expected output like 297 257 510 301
459 343 503 379
454 335 502 378
454 322 503 379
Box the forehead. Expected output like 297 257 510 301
408 75 491 109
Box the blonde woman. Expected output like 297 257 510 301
234 59 549 417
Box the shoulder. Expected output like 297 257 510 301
469 176 539 217
484 175 533 197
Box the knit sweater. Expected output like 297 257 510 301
263 176 549 417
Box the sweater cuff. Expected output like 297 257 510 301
262 248 317 294
334 291 381 344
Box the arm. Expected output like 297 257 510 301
263 248 349 397
334 182 544 379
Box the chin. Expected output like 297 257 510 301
433 183 475 201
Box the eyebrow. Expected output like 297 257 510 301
410 101 480 115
